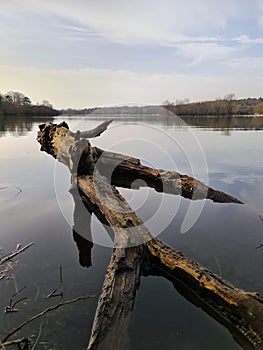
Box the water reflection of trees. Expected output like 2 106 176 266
90 107 263 133
180 115 263 132
2 108 262 138
0 116 54 137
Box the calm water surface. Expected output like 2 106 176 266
0 109 263 349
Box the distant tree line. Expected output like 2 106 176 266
0 91 60 116
60 107 98 116
163 95 263 116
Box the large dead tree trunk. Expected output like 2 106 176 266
37 121 263 350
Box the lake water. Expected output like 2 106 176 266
0 109 263 349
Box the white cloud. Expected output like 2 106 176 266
233 34 263 45
175 42 234 65
2 0 262 72
226 56 263 72
1 0 251 45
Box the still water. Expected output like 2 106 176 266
0 109 263 349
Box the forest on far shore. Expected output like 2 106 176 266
0 91 60 116
163 94 263 116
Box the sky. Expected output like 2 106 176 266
0 0 263 108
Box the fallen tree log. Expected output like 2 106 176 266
37 121 263 350
37 121 242 204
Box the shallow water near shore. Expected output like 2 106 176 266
0 108 263 349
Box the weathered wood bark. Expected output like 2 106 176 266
145 240 263 350
37 121 263 350
87 245 144 350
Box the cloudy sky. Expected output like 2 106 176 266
1 0 263 108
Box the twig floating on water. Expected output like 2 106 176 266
12 297 27 309
5 287 27 313
0 337 29 348
0 243 34 266
2 295 95 343
5 297 27 313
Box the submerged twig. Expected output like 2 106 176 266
11 286 26 300
2 295 95 342
214 255 222 277
6 263 19 293
31 323 44 350
33 283 40 303
0 266 8 280
47 265 63 298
